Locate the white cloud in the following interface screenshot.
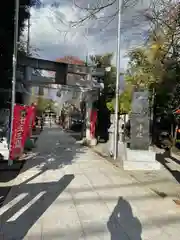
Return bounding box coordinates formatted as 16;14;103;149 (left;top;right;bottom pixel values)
22;0;150;69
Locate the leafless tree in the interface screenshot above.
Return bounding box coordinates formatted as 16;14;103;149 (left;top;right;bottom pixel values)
144;0;180;62
71;0;145;26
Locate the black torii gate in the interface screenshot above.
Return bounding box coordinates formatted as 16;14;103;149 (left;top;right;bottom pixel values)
17;55;104;85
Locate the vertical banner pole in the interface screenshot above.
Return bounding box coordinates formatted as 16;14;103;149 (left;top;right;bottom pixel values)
113;0;122;160
8;0;19;166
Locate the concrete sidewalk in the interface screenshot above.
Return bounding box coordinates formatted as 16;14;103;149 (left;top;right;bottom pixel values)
0;128;180;239
93;142;180;200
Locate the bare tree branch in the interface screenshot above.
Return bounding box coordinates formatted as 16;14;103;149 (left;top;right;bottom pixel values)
70;0;145;27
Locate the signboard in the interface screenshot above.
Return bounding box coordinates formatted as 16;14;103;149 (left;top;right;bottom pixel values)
9;105;34;160
130;91;150;150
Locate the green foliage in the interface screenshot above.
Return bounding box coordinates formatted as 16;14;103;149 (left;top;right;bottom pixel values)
106;101;114;113
125;1;180;118
90;53;116;102
90;52;133;114
107;86;132;114
118;88;132;114
36;98;55;115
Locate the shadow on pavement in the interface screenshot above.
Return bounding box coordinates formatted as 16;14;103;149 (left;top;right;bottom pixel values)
0;160;25;182
168;151;180;166
156;151;180;183
20;128;85;179
0;161;26;208
0;174;74;239
0;127;83;206
107;197;142;240
65;129;82;141
0;127;85;238
0;187;11;208
0;127;41;204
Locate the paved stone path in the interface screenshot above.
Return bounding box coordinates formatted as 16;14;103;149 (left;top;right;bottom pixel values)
0;128;180;239
94;142;180;200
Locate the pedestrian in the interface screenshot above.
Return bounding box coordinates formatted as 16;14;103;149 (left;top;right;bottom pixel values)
61;110;65;129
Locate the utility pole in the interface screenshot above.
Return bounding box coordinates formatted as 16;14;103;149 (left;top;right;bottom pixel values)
27;14;30;55
85;4;90;66
8;0;19;166
113;0;122;160
25;10;31;104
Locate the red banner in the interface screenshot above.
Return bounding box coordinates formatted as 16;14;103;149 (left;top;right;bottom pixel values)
9;104;33;160
90;110;97;138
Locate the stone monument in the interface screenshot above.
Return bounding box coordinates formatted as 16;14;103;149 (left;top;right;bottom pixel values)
123;90;160;170
130;90;150;150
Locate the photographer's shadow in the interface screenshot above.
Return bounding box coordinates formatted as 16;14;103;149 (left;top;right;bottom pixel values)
107;197;142;240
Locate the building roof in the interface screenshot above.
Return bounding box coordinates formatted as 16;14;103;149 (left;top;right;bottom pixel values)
56;56;85;65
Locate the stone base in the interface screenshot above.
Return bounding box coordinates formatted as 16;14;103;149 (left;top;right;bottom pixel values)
123;160;161;170
82;138;97;146
123;148;161;170
90;138;97;146
118;141;126;158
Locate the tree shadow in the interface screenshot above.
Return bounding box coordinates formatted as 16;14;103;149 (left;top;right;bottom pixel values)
0;127;85;207
65;129;82;141
0;127;85;238
168;151;180;166
0;160;25;183
0;161;26;206
0;174;74;239
0;187;10;208
107;197;142;240
20;127;85;175
156;151;180;183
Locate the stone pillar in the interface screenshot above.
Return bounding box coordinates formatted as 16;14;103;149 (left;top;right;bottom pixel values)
108;114;115;156
84;86;98;146
123;90;161;170
85;91;92;142
55;64;68;85
23;66;32;105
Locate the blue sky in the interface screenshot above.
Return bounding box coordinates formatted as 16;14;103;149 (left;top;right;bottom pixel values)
22;0;150;70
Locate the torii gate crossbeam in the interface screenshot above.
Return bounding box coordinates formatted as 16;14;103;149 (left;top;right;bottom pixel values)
18;56;105;85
